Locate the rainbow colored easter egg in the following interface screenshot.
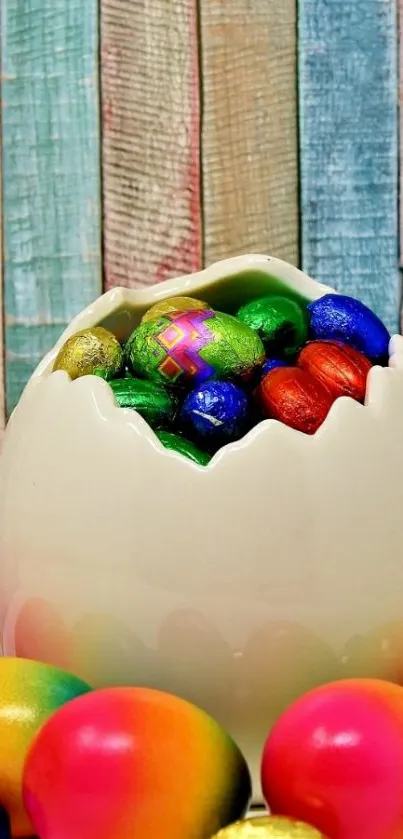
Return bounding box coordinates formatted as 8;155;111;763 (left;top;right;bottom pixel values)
53;327;124;380
23;687;251;839
298;341;372;402
141;296;209;322
0;657;90;837
307;294;391;363
126;309;265;387
257;367;334;434
209;816;329;839
261;679;403;839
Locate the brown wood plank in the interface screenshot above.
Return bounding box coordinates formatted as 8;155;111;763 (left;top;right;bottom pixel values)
101;0;202;289
200;1;299;268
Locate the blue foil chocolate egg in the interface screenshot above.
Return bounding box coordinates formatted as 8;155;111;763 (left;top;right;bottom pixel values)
261;358;288;377
307;294;391;363
179;381;249;452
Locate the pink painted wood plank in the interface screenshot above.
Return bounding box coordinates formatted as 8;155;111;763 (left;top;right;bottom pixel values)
101;0;202;289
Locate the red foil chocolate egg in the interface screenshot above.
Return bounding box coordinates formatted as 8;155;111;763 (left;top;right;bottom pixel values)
257;367;334;434
298;341;372;402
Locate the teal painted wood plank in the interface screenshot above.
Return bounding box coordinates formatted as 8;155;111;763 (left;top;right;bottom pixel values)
1;0;102;413
299;0;400;334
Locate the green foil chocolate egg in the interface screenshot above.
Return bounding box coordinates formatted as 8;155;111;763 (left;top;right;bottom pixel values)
156;431;211;466
109;377;176;428
141;296;208;323
53;327;124;380
126;309;265;388
236;296;308;357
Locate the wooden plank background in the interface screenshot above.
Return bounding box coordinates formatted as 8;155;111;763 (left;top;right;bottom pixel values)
298;0;400;334
101;0;202;289
200;0;299;268
1;0;102;415
0;0;402;410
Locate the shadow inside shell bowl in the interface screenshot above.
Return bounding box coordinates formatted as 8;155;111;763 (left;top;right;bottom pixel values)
1;254;403;802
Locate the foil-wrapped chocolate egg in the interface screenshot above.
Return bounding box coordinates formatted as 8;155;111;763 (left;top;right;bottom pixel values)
126;309;265;387
179;381;249;452
141;296;208;323
109;377;176;428
307;294;391;363
209;817;328;839
53;327;124;381
257;367;334;434
156;430;211;466
236;296;308;356
262;358;288;377
298;341;372;402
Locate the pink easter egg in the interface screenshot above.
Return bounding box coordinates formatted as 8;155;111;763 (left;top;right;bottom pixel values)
261;679;403;839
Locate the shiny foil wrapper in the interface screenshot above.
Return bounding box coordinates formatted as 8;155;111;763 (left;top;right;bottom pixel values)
53;327;124;381
109;377;176;428
141;296;208;323
307;294;390;363
179;381;249;452
156;430;211;466
126;309;264;388
210;817;328;839
298;340;372;402
237;296;308;357
258;367;334;434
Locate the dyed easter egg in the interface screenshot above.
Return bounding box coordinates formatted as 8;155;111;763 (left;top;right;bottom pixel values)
257;367;334;434
298;341;372;402
236;296;308;356
53;327;124;380
142;296;208;322
23;687;251;839
209;816;328;839
109;377;176;427
261;358;288;377
0;657;90;837
180;381;249;451
307;294;391;363
261;679;403;839
156;430;211;466
126;309;265;387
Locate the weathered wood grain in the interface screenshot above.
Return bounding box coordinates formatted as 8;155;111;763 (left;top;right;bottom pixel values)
299;0;400;333
102;0;202;289
1;0;102;413
200;1;299;268
0;121;5;437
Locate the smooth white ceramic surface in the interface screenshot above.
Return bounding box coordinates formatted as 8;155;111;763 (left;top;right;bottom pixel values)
1;254;403;802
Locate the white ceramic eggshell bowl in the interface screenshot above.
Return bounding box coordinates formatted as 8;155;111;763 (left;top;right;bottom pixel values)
1;254;403;802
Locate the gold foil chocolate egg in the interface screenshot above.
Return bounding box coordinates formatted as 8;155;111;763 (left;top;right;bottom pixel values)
209;816;328;839
53;327;124;381
141;296;208;323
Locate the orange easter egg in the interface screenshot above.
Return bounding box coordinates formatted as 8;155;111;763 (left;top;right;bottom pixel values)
23;687;251;839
